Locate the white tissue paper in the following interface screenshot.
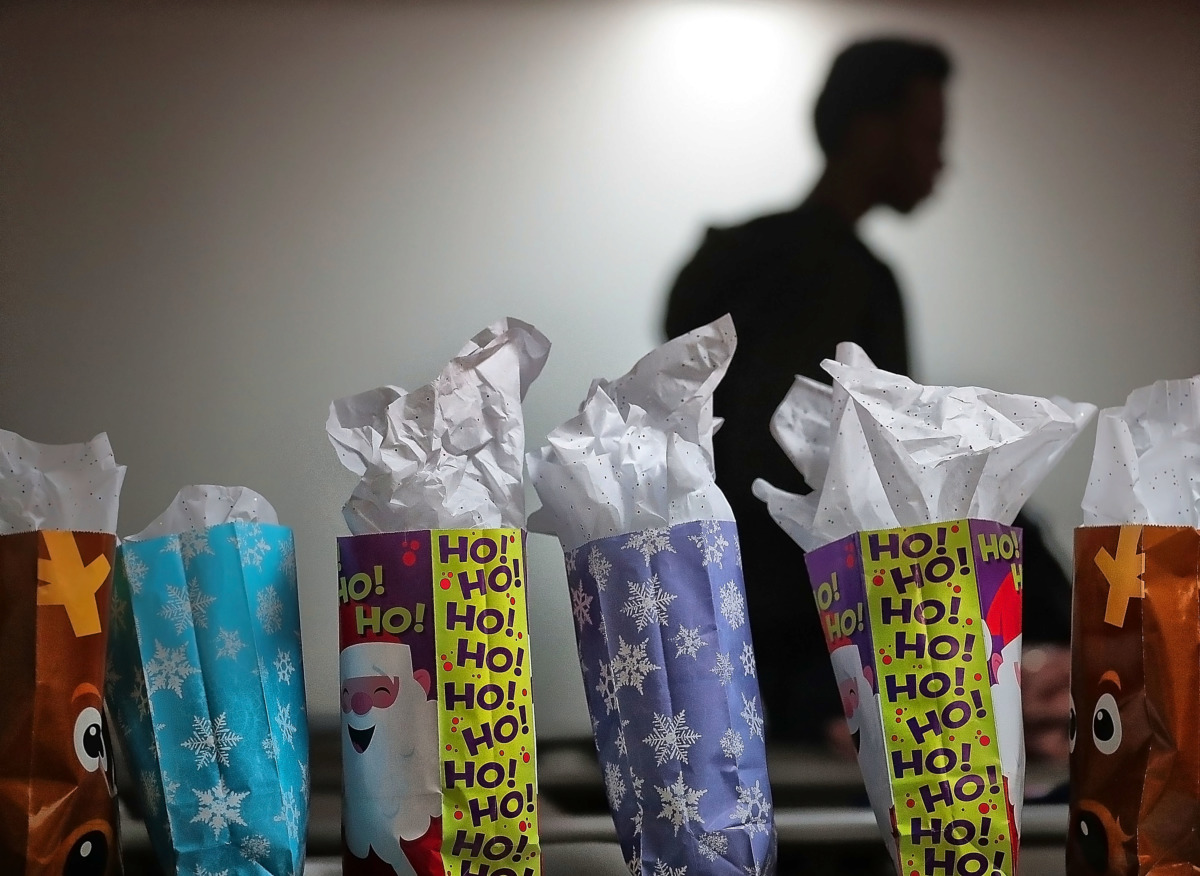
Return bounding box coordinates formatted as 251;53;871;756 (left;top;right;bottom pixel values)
754;343;1096;550
327;318;550;534
125;484;279;541
527;315;735;550
1082;374;1200;526
0;429;126;535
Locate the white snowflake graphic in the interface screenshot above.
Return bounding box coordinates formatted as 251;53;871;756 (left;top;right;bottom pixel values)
160;579;217;634
604;762;627;808
631;774;644;800
216;628;245;661
179;528;214;562
262;734;278;762
653;863;687;876
711;651;734;686
627;852;640;876
732;780;772;836
570;582;593;629
622;575;676;631
595;661;620;714
656;771;706;835
741;693;765;740
181;713;243;768
240;535;272;570
564;548;579;577
275;786;301;842
615;719;631;757
672;624;706;658
719;581;746;630
613;636;661;693
279;542;296;578
588;546;612;591
631;803;643;835
643;710;701;766
743;863;771;876
192;867;229;876
130;667;150;718
160;537;182;559
157;585;193;635
740;642;757;678
698;831;729;862
141;771;161;817
104;666;122;704
276;701;297;747
145;640;198;697
624;528;677;566
123;552;149;595
689;520;730;568
162;774;180;804
256;586;284;634
191;777;249;838
109;591;130;637
239;835;272;863
274;648;296;684
720;728;746;760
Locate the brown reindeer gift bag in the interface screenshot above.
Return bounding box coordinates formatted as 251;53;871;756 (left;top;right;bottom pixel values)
1070;375;1200;875
0;430;126;876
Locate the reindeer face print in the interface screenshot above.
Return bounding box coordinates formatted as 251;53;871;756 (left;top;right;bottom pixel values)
1068;526;1148;876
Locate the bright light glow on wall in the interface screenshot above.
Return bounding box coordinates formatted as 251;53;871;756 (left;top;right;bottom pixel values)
639;2;803;105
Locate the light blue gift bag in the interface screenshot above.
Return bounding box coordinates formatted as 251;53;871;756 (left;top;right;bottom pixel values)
107;488;309;876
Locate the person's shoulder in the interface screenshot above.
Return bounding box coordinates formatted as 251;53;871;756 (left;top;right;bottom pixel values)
705;205;808;246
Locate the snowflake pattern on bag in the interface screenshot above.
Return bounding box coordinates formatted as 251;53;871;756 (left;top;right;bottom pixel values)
107;521;309;876
567;520;776;876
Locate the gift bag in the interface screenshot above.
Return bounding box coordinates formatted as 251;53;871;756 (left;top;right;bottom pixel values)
0;430;126;876
337;529;536;875
529;316;776;876
106;485;309;876
1069;375;1200;874
755;343;1093;875
328;318;549;876
805;519;1025;876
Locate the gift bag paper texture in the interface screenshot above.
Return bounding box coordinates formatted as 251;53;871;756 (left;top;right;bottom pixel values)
338;528;539;876
107;521;309;876
805;519;1023;876
0;530;121;876
565;519;774;876
1069;525;1200;875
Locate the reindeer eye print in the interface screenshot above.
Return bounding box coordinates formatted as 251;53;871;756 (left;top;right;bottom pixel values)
74;706;106;773
1068;695;1077;754
1092;692;1122;755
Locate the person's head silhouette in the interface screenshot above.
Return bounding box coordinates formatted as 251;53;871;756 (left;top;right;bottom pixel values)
811;37;952;220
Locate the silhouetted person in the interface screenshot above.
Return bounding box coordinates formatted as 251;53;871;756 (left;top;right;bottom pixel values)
664;37;1071;755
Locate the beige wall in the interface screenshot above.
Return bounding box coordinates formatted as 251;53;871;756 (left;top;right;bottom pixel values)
2;0;1197;737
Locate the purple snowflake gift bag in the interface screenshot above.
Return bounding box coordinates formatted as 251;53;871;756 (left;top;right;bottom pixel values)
529;316;777;876
107;486;309;876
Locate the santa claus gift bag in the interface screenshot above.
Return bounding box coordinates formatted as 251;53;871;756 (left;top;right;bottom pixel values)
528;317;777;876
1069;375;1200;875
755;344;1093;876
0;430;126;876
327;318;549;876
106;485;309;876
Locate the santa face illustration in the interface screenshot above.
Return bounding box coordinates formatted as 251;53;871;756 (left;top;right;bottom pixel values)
830;643;897;866
983;566;1025;833
341;641;441;875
